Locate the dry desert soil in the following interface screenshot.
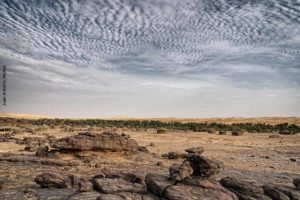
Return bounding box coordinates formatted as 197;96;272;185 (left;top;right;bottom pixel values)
0;127;299;199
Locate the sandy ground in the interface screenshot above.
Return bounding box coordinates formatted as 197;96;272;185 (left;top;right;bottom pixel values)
126;130;300;174
0;128;299;190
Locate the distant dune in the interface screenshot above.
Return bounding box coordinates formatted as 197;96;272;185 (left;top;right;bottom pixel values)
0;113;52;119
0;113;299;125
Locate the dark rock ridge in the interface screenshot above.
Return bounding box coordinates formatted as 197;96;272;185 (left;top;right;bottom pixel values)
51;132;138;152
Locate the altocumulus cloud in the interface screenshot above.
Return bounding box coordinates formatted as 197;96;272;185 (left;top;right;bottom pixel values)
0;0;300;117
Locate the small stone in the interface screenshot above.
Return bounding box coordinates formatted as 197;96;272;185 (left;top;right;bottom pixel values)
290;158;296;162
149;142;155;146
35;146;49;157
78;181;94;192
185;147;204;154
156;161;164;167
138;146;149;153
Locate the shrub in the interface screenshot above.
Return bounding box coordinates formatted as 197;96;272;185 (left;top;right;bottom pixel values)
231;131;243;136
219;130;226;135
208;129;216;134
157;129;167;134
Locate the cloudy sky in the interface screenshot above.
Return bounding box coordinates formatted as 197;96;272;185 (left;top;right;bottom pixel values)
0;0;300;118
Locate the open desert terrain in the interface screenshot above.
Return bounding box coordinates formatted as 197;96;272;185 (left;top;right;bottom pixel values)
0;119;299;199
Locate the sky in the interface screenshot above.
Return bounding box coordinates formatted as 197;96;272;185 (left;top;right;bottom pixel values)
0;0;300;118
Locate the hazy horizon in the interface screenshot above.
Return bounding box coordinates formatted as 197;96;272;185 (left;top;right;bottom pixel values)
1;0;300;117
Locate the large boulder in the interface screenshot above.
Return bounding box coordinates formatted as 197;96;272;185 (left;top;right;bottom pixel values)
186;154;223;177
220;177;271;200
51;132;138;152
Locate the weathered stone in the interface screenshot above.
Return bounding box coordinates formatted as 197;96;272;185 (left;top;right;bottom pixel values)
70;192;100;200
185;147;204;154
263;185;290;200
138;146;149;153
186;154;223;177
145;173;175;197
149;142;155;146
92;178;147;194
97;194;123;200
169;161;193;181
35;146;49;157
34;172;72;188
162;152;188;159
142;193;160;200
118;192;143;200
51;132;138;152
294;178;300;190
220;177;270;200
164;183;238;200
34;188;77;199
272;185;300;200
78;181;94;192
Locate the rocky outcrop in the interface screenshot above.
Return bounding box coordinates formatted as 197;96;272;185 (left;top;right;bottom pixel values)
51;132;138;152
145;147;238;200
186;154;223;177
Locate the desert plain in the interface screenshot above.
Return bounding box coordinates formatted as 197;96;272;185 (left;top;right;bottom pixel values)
0;117;299;199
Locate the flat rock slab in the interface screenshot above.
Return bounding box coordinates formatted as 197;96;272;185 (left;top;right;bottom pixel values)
51;132;138;152
185;147;204;154
93;178;147;194
220;177;271;200
263;185;300;200
164;184;238;200
0;154;80;166
69;192;101;200
0;188;77;200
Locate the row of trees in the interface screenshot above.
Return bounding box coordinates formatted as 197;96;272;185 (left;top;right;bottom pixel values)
1;117;299;134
